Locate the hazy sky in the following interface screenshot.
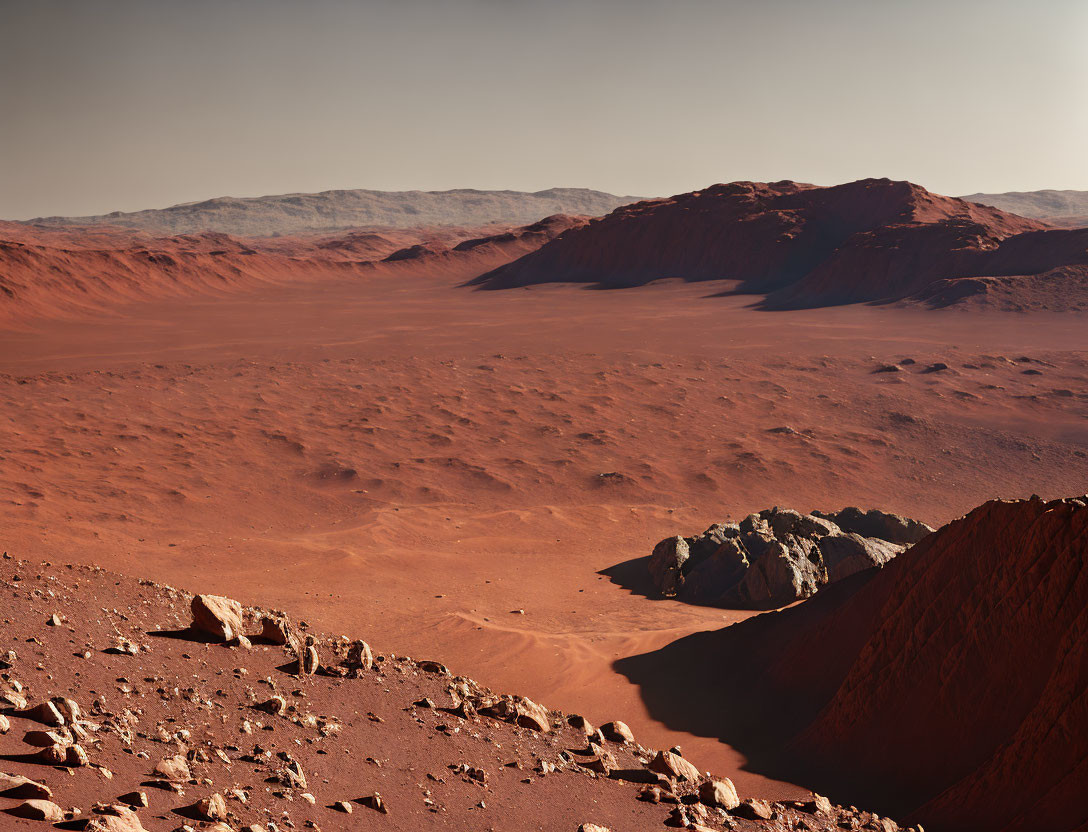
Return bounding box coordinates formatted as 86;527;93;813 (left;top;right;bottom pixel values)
2;0;1087;218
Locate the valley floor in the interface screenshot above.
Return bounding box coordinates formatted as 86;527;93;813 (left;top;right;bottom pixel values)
2;273;1086;801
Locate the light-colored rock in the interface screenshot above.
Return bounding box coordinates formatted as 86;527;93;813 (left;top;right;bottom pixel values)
65;743;90;767
23;729;70;747
0;690;28;709
648;535;689;596
7;799;65;821
347;639;374;671
600;720;635;743
153;754;191;781
579;825;611;832
567;714;595;736
190;594;243;641
18;701;65;726
86;805;149;832
360;792;387;813
514;697;551;732
51;696;81;722
698;777;740;809
299;644;320;675
259;614;294;647
0;772;52;799
734;798;774;820
118;791;149;808
32;744;67;765
0;714;9;734
193;792;227;821
648;749;701;782
801;793;833;815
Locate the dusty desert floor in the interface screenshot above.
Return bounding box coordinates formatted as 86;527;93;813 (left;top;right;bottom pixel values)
2;273;1086;801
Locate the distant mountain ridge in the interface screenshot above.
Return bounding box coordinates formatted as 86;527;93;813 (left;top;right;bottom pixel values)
961;189;1088;228
473;178;1088;310
25;187;642;237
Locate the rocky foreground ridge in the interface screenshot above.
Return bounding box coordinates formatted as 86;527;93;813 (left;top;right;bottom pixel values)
649;507;933;608
0;554;910;831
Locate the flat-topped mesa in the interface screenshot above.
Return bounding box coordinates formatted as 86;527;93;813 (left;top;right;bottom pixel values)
649;506;933;608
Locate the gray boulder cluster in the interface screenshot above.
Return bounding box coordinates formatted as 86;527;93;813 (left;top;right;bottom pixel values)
649;507;933;608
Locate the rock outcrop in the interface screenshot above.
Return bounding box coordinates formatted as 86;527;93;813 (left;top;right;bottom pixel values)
649;506;932;608
190;593;244;641
474;178;1088;310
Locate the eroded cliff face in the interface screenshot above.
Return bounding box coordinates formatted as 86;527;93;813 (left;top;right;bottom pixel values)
792;496;1088;832
619;496;1088;832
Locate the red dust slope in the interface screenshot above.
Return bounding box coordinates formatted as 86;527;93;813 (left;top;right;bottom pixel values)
617;496;1088;832
474;178;1088;310
0;217;579;325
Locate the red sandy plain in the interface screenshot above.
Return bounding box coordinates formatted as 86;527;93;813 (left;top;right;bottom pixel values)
1;201;1087;806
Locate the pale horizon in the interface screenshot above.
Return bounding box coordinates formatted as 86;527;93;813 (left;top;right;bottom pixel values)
3;0;1088;220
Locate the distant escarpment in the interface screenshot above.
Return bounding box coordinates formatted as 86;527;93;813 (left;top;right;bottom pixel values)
649;506;932;608
618;496;1088;832
26;188;640;237
962;188;1088;228
474;178;1088;310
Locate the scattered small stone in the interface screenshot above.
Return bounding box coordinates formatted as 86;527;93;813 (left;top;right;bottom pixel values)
256;696;287;716
567;714;595;736
359;792;387;814
192;792;227;821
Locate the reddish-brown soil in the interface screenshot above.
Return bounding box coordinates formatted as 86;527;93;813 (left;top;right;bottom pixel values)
1;250;1086;816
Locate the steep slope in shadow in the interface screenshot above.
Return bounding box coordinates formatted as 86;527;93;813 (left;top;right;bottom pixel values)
616;496;1088;832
